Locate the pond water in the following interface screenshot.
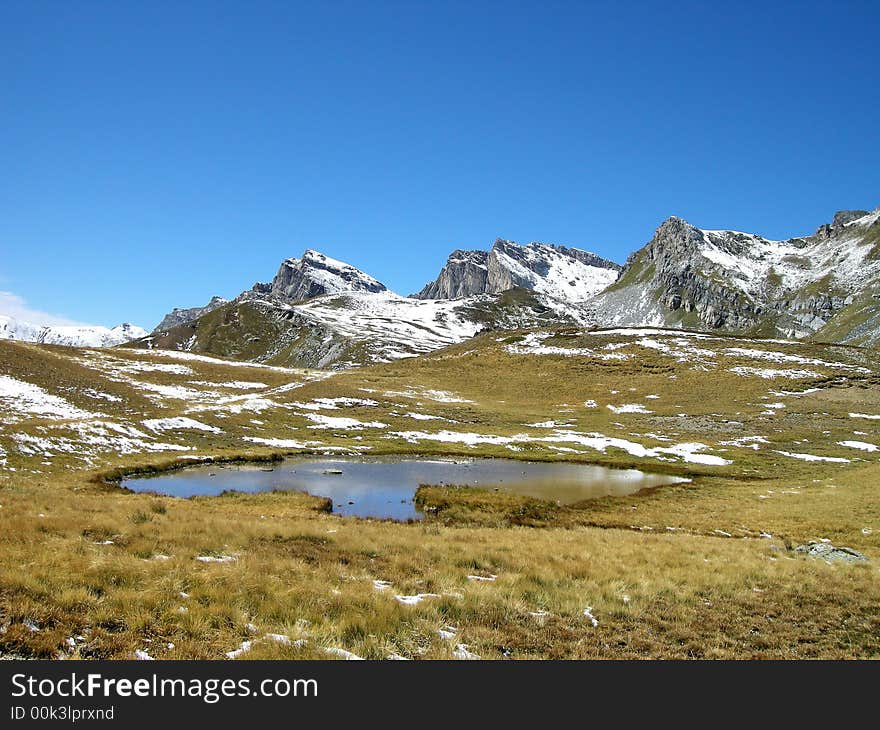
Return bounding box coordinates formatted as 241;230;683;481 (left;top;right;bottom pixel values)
122;457;689;521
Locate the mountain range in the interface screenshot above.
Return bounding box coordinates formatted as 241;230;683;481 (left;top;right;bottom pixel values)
4;205;879;359
0;316;146;348
131;241;618;368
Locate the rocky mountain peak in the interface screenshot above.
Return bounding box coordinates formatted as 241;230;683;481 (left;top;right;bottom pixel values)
448;249;490;265
814;209;875;239
267;250;387;303
416;239;620;301
154;296;228;333
638;216;708;264
654;215;701;239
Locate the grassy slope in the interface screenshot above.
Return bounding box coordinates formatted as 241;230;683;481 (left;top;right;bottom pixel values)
1;330;879;659
129;288;591;370
813;289;880;347
128;300;344;368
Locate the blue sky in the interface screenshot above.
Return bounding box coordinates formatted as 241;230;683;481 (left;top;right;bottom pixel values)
1;0;878;329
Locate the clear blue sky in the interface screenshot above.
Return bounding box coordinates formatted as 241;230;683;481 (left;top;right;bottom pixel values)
1;0;878;329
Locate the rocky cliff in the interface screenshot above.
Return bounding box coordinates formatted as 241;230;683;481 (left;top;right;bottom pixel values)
416;239;620;300
416;250;491;299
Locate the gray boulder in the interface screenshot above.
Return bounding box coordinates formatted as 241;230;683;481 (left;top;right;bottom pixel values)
794;541;868;563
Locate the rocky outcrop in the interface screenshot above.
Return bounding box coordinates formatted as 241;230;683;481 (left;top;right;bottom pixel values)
832;210;870;227
416;250;489;299
258;250;387;303
612;216;763;330
416;239;620;301
153;296;228;332
795;542;868;563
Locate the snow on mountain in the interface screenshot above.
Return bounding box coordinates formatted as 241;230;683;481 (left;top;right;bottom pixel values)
0;315;42;343
416;239;620;300
697;207;880;299
259;249;388;302
131;206;880;369
0;315;147;347
293;291;484;362
136;276;600;369
490;240;621;301
257;287;600;366
138;243;616;367
593;207;880;340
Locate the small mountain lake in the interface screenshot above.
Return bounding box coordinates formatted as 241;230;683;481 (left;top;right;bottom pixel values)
122;457;689;521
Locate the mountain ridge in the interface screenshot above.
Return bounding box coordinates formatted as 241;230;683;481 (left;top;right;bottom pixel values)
134;205;880;368
11;203;869;363
593;206;880;343
0;315;147;348
415;238;621;300
154;296;228;332
138;239;610;368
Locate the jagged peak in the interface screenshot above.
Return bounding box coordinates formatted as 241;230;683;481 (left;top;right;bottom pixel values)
271;249;387;301
644;216;704;253
493;239;622;275
167;295;227;315
300;248;342;264
656;215;697;232
417;236;620;301
284;249;381;277
446;248;489;263
153;295;229;333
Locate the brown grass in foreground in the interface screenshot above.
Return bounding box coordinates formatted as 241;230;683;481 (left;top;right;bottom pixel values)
1;332;879;659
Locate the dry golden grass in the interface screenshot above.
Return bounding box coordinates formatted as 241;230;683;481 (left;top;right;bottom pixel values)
1;330;879;659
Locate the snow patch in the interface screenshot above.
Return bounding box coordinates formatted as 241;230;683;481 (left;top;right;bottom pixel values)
142;417;222;434
838;440;878;452
195;554;237;563
729;366;821;379
300;413;388;430
394;593;440;606
0;375;102;422
607;403;652;414
774;451;850;463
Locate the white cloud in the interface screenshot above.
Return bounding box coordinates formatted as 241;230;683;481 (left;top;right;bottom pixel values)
0;291;88;327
